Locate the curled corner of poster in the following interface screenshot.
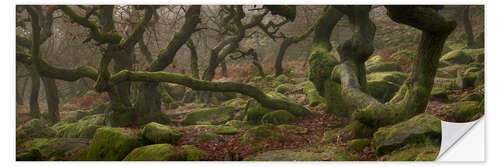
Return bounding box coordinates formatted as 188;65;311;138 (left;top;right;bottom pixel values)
437;117;485;161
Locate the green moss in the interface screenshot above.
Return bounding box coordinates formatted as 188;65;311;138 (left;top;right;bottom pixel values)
321;121;373;143
87;127;144;161
303;81;326;107
16;119;56;145
439;49;474;65
430;88;451;102
366;72;408;85
373;113;441;157
379;144;439;161
214;126;239;135
348;138;371;152
142;122;181;144
366;62;401;73
245;100;273;125
261;110;296;125
165;83;186;100
463;48;484;63
323;80;348;116
196;131;217;142
225;120;252;129
123;144;185;161
244;150;325;161
474;31;484;48
21;138;91;160
182;88;196;103
241;124;285;143
272;74;289;87
463;93;484;102
221;98;247;111
275;84;292;94
367;80;400;103
181;106;236;125
277;124;307;134
16;149;42;161
445;101;482;122
52;114;105;139
182;145;206;161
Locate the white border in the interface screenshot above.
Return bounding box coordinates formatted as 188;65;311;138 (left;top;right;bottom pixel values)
2;0;495;167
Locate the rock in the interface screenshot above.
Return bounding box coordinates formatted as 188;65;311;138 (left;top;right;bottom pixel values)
182;88;196;103
123;144;185;161
52;114;105;139
182;145;206;161
244;150;325;161
87;127;144;160
440;50;474;65
261;110;296;125
366;72;408;85
348;138;371;152
367;80;400;103
373;113;441;156
366;62;401;73
16;149;42;161
444;101;482;122
378;144;440;161
165;83;186;100
430;88;451;102
303;81;326;107
16;119;56;145
196;131;217;142
214;126;239;135
275;84;292;94
142;122;181;144
272;74;290;87
462;93;484;102
181;106;236;125
23;138;90;160
245;100;273;125
241;124;286;143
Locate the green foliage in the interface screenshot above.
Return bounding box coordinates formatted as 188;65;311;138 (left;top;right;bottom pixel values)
87;127;144;161
142;122;181;144
261;110;296;125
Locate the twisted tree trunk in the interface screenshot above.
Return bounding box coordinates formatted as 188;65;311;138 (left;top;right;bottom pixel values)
41;77;60;124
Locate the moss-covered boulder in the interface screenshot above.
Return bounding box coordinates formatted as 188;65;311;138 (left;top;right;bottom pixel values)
241;124;286;143
123;144;205;161
52;114;105;139
366;72;408;85
373;113;441;157
182;88;196;103
245;100;273;125
196;131;217;142
272;74;290;87
21;138;90;160
87;127;144;161
181;106;236;125
367;80;400;103
440;49;474;65
142;122;181;144
123;144;184;161
16;149;42;161
443;101;482;122
261;110;296;125
366;62;401;73
430;88;451;102
378;144;440;161
16;119;56;145
348;138;371;152
275;83;293;94
214;126;239;135
244;150;325;161
457;68;484;89
303;81;326;107
165;83;186;100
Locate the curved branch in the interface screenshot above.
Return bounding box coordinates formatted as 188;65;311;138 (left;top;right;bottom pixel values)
121;6;154;49
110;70;312;116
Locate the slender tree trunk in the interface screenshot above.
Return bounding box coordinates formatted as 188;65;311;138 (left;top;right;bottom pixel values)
221;60;228;77
41;77;59;124
462;6;475;48
29;66;41;119
186;40;199;79
275;39;293;76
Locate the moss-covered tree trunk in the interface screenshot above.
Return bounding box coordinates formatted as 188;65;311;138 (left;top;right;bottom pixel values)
41;77;60;124
462;6;475;48
133;6;200;126
29;66;41;119
186;39;199;79
307;6;346;116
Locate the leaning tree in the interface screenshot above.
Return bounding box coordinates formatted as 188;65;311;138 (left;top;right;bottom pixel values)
308;5;456;139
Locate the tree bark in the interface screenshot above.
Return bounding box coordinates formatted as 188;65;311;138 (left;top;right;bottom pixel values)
275;23;315;76
186;39;199;79
29;66;41;119
462;6;475;48
41;77;60;124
